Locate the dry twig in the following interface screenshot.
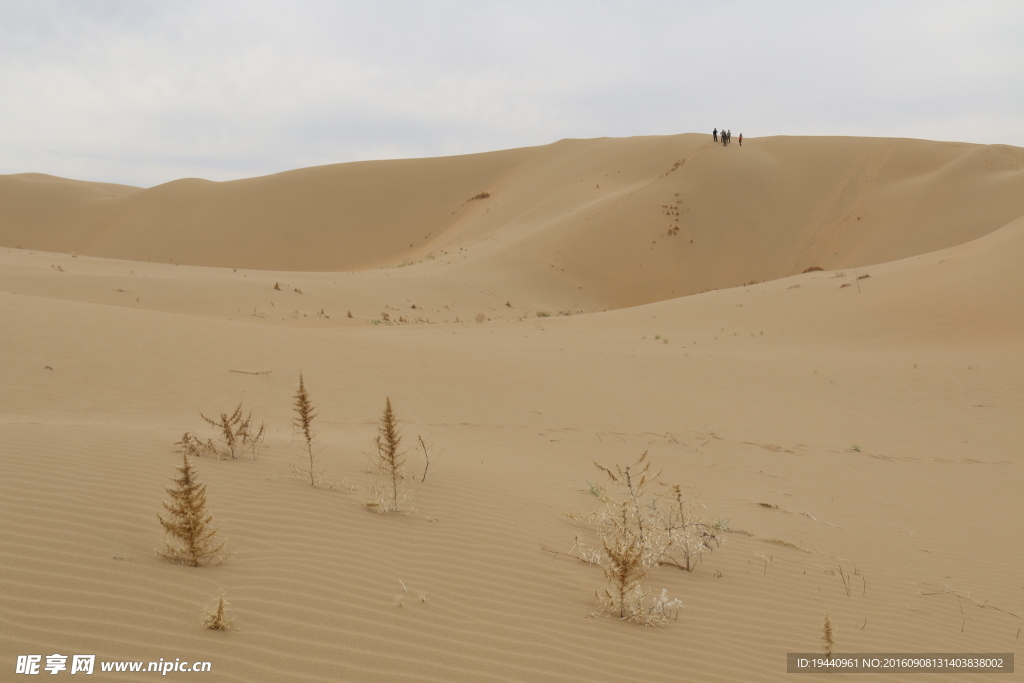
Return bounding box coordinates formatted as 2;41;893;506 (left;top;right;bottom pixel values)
417;434;432;483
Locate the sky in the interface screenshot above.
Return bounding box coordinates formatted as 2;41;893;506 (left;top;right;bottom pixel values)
2;0;1022;187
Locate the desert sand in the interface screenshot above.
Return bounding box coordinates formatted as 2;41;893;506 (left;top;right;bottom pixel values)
1;134;1022;681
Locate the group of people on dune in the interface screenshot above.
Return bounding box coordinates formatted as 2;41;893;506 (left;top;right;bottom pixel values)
713;128;741;146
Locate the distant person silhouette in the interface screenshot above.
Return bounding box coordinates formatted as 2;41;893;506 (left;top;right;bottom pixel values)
738;133;743;146
713;128;718;142
727;130;731;144
722;129;727;146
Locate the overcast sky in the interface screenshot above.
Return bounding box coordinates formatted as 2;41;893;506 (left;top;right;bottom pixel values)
2;1;1022;187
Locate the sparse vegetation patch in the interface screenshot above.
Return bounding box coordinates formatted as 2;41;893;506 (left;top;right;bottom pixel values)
175;431;216;458
565;452;722;626
199;403;265;460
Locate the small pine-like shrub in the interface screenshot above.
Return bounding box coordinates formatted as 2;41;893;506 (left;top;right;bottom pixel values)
822;611;837;658
157;453;225;567
203;592;231;630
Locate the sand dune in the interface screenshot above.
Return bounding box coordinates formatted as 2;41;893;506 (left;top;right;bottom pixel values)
1;135;1021;681
4;135;1024;307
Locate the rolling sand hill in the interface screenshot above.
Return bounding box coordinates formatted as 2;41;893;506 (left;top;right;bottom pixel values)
1;135;1022;682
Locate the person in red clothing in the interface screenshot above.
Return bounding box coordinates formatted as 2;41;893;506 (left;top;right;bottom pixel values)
739;133;743;146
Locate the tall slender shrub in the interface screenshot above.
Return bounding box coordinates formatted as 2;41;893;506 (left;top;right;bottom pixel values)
291;373;323;485
369;397;409;512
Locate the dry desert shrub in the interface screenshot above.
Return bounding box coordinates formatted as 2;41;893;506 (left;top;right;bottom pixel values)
175;431;216;458
367;397;411;513
822;610;837;658
203;592;232;630
199;403;265;459
291;373;325;486
568;452;722;626
157;452;225;567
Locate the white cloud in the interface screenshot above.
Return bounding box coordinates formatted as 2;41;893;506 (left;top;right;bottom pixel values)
2;0;1022;186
